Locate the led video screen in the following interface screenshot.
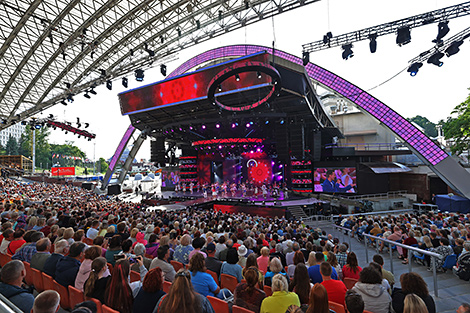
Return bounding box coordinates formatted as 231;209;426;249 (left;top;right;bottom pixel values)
314;167;356;193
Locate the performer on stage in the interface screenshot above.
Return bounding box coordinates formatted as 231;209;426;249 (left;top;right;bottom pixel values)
212;184;218;199
241;183;247;197
261;184;268;199
254;185;258;198
230;183;237;197
189;182;194;194
182;182;186;193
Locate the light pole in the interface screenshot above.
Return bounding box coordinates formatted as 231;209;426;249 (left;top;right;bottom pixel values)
32;129;36;174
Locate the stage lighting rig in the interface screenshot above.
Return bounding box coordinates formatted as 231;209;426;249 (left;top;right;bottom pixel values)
427;51;444;67
89;88;97;95
160;64;167;76
122;77;128;88
445;40;463;57
369;34;377;53
135;69;145;81
396;26;411;46
106;80;112;90
302;51;309;66
341;44;354;60
407;62;423;76
434;21;450;44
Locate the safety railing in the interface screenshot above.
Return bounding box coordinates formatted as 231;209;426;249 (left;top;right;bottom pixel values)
333;225;443;297
331;208;414;219
0;293;23;313
342;190;408;200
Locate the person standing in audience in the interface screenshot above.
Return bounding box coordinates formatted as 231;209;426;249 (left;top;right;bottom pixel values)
155;269;215;313
288;263;311;305
55;242;86;287
235;266;266;313
352;266;391;313
345;290;364;313
133;267;166;313
221;248;243;282
403;293;429;313
32;290;60;313
30;238;51;271
150;246;176;282
260;274;300;313
392;272;436;313
0;260;35;313
75;245;109;292
305;283;332;313
43;239;69;278
320;262;347;307
205;243;222;279
342;252;362;280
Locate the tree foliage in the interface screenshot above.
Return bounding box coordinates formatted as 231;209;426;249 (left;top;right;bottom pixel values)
18;125;51;169
99;157;108;173
408;115;438;138
5;136;18;155
442;92;470;156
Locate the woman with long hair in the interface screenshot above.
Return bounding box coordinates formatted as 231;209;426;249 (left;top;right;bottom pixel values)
243;253;264;288
392;272;435;313
327;251;342;280
234;266;266;313
403;294;429;313
155;269;215;313
133;267;166;313
83;257;110;303
75;245;110;291
104;258;134;313
342;252;362;280
287;251;305;279
288;263;311;305
305;283;330;313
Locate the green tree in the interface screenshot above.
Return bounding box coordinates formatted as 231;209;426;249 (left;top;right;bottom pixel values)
99;157;108;173
442;92;470;156
19;125;51;169
5;136;18;155
0;143;6;156
408;115;438;138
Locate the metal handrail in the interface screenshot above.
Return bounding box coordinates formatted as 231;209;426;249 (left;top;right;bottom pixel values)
333;224;442;297
331;208;414;219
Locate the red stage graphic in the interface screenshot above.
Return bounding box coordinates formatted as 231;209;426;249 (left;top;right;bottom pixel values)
214;204;285;218
119;53;271;115
51;167;75;176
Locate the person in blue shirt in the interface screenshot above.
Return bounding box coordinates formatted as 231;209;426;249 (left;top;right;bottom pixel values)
308;252;337;284
189;253;231;299
321;169;355;193
220;248;243;283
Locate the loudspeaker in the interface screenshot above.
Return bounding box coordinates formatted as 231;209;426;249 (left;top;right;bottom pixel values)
181;146;197;157
151;137;165;165
290;124;303;158
82;182;93;190
108;184;121;195
275;124;289;162
313;131;321;162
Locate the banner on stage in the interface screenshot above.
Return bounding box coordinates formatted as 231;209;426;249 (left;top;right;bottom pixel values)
51;167;75;176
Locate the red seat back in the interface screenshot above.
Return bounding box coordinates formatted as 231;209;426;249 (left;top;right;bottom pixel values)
130;270;140;283
31;268;44;292
343;277;358;290
163;281;172;293
170;260;184;272
220;273;238;293
42;272;54;291
0;254;9;267
53;280;71;310
232;305;256;313
68;285;85;309
263;285;272;297
102;304;120;313
107;263;113;273
207;296;230;313
85;298;103;313
23;262;34;286
83;238;94;245
206;270;219;286
328;301;346;313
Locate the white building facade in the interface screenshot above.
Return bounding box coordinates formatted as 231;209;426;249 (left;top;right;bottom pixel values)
0;123;26;147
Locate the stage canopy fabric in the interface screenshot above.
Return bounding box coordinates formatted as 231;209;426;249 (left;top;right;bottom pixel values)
435;195;470;213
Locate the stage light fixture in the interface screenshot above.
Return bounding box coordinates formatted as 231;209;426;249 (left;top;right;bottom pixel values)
34;124;41;129
21;121;27;125
89;88;97;95
216;123;220;128
396;26;411;46
84;123;89;128
202;125;206;129
280;119;285;124
445;40;463;57
130;48;134;56
235;74;240;81
265;120;269;124
434;21;449;44
160;35;164;44
341;44;354;60
65;82;71;89
84;93;90;99
369;34;377;53
302;51;310;66
106;80;112;90
160;64;167;76
427;51;444;67
322;32;333;44
196;20;201;29
257;71;262;79
246;123;251;128
407;62;423;76
61;99;67;106
135;69;145;81
177;28;181;36
122;77;128;88
231;123;236;128
77;123;81;128
67;94;74;102
99;69;106;77
218;85;222;92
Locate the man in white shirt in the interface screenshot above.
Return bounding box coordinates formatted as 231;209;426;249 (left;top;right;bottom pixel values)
86;220;100;240
0;229;13;255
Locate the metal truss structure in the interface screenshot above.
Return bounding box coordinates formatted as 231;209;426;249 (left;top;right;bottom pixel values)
0;0;320;130
302;1;470;53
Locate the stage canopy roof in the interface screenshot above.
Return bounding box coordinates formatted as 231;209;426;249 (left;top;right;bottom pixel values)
0;0;320;128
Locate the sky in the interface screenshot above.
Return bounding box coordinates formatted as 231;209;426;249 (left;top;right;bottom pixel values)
40;0;470;163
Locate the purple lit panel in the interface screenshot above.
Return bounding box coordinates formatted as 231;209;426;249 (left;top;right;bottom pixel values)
109;125;135;171
167;45;448;166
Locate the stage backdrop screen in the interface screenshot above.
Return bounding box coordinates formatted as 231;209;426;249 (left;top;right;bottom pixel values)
314;167;356;193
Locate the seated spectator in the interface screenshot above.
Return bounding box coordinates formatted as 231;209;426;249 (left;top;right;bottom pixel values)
392;272;436;313
189;237;207;260
308;252;337;284
373;254;395;287
243;254;264;288
189;253;231;299
43;239;69;278
150;246;176;282
84;257;109;303
270;243;287;267
174;234;194;265
286;242;301;266
403;293;428;313
119;239;134;258
47;225;59;246
368;262;391;294
0;229;14;254
221;248;243;283
145;233;159;258
133;267;166;313
0;260;34;313
12;231;44;262
260;274;300;313
132;243;152;272
105;235;122;265
155;269;215;313
287;251;305;279
235;266;266;313
352;266;391;313
345;290;365;313
288;263;311;305
428;238;454;272
305;283;333;313
326;252;342;280
7;229;26;255
132;232;148;249
115;222;130;241
237;245;248;267
63;227;75;245
342;252;362;280
215;235;227;259
205;243;222;279
30;238;51;271
320;262;347;307
454;242;470;280
257;247;270;274
219;239;233;262
32;290;60;313
86;220;100;240
75;245;109;292
264;257;288;287
74;229;86;243
55;242;86;287
104;258;134;313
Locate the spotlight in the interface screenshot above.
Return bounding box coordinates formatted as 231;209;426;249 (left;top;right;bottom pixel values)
21;121;27;125
322;32;333;45
122;77;128;88
369;34;377;53
396;26;411;46
257;71;262;79
434;21;449;44
341;44;354;60
84;123;89;128
231;123;236;128
135;69;144;81
160;64;167;76
106;80;112;90
196;20;201;29
65;82;71;89
99;69;106;77
246;123;250;128
445;40;463;57
89;88;97;95
265;120;269;124
280;119;285;125
77;123;81;128
84;93;90;99
160;35;164;44
34;124;41;129
202;125;206;129
216;124;220;128
61;99;67;106
235;74;240;81
407;62;423;76
302;51;310;66
67;94;74;102
177;28;181;36
427;51;444;67
218;85;222;92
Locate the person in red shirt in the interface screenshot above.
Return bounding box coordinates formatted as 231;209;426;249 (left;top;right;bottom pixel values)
342;252;362;280
7;229;26;255
320;262;347;307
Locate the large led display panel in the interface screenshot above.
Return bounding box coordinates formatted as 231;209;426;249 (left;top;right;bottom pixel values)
314;167;356;193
